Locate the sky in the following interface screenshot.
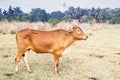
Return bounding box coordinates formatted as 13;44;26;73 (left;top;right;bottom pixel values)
0;0;120;13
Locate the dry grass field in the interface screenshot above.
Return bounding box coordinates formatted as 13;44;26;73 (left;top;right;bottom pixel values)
0;22;120;80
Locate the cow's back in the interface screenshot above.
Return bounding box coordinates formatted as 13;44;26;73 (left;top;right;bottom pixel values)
16;28;31;40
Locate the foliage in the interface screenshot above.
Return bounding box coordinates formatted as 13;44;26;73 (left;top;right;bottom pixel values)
50;11;64;20
48;18;60;26
30;8;48;22
65;7;87;22
83;16;94;23
0;6;120;24
109;9;120;24
19;13;30;21
10;30;16;34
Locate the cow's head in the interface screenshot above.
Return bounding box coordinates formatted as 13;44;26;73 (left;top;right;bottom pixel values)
68;26;88;40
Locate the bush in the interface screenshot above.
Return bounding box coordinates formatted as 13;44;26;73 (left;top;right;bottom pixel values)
88;33;93;36
10;30;16;34
2;32;6;35
48;18;60;26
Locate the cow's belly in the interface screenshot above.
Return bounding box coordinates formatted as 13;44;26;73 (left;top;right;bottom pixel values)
29;43;53;53
32;46;53;53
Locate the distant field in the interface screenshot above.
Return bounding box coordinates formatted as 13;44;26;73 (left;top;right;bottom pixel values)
0;22;120;80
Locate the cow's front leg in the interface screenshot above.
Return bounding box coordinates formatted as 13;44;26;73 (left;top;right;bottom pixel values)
53;54;59;74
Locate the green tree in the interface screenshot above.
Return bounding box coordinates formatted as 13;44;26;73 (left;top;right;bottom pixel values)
30;8;48;22
0;8;3;21
50;11;65;20
109;8;120;24
13;7;23;21
90;8;101;23
19;13;30;21
8;6;14;16
8;5;14;21
65;6;87;22
3;10;8;20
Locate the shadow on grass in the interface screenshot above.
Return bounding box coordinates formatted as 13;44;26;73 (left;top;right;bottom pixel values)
114;53;120;55
3;73;14;77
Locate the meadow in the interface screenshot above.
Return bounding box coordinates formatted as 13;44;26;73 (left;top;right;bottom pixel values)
0;22;120;80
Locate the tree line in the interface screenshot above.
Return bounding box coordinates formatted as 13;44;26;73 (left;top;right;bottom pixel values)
0;6;120;24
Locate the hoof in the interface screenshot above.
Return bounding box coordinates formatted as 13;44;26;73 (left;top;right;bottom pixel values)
16;71;19;74
28;70;32;73
55;71;59;74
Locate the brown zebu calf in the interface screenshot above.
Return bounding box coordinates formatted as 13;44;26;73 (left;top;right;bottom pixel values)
15;26;88;74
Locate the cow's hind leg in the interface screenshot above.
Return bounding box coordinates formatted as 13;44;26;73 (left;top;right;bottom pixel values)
15;45;28;73
23;50;32;73
15;50;23;73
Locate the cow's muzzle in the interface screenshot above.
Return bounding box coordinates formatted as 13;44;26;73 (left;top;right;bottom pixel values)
83;35;88;40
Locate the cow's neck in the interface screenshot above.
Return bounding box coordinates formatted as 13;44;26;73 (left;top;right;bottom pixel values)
64;34;75;48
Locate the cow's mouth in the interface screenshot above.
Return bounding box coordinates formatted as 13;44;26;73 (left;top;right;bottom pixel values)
81;36;88;40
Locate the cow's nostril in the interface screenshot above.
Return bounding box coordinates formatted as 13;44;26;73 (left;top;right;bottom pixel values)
86;36;88;39
83;36;88;40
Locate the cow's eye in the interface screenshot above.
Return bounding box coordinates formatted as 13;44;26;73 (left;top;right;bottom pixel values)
77;29;80;33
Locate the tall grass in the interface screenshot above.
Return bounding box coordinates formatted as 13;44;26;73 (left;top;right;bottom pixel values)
0;21;120;34
0;21;51;34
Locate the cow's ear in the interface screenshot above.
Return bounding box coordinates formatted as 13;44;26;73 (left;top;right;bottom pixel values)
68;31;73;34
73;25;77;29
73;26;76;29
67;29;73;35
